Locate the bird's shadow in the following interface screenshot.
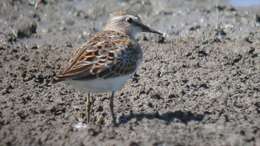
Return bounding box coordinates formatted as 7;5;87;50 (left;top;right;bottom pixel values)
118;110;207;125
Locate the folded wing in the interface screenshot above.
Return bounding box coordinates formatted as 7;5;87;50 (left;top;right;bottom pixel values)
54;31;142;82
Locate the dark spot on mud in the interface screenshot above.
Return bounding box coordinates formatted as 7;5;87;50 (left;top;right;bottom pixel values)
256;14;260;23
129;141;140;146
151;93;162;100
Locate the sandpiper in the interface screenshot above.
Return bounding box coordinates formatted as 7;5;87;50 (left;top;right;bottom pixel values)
54;11;163;125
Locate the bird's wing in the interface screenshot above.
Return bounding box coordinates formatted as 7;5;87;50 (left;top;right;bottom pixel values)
55;31;142;82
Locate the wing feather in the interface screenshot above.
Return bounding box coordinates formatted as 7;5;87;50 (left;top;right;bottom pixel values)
55;31;142;82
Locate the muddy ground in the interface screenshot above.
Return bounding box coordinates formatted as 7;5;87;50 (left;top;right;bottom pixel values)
0;0;260;146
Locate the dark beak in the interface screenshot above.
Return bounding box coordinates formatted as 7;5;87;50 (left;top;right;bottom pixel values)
133;21;163;35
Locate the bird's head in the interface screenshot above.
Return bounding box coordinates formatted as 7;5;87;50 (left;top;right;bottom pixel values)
104;11;162;38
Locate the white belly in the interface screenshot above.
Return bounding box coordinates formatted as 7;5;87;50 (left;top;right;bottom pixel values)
64;75;132;93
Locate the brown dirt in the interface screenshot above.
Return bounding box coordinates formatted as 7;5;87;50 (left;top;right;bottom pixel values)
0;0;259;146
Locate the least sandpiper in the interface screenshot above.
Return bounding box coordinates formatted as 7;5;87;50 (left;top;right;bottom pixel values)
54;11;163;125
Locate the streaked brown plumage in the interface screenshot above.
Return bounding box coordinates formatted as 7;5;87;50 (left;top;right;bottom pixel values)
55;31;142;82
54;11;163;126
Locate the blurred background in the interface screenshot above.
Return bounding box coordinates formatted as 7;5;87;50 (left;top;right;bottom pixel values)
0;0;259;46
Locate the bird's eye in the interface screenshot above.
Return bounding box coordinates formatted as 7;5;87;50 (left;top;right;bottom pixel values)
126;17;133;23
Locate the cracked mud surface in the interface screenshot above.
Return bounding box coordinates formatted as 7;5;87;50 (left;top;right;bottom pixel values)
0;0;259;146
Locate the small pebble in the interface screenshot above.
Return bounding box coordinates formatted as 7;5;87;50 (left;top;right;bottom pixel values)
72;122;87;129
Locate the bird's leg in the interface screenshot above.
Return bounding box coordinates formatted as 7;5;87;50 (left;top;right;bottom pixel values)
85;93;92;123
109;91;117;126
